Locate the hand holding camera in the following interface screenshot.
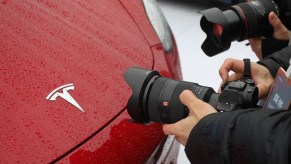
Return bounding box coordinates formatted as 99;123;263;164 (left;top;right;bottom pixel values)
123;0;291;163
162;90;217;146
249;11;291;59
219;58;274;98
123;66;258;124
200;0;291;56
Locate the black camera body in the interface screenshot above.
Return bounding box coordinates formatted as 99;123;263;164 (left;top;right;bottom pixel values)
218;79;258;111
200;0;291;56
124;67;258;124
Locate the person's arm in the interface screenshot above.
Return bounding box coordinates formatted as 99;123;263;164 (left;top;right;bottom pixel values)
163;90;291;164
185;109;291;164
249;12;291;60
257;46;291;78
261;37;289;58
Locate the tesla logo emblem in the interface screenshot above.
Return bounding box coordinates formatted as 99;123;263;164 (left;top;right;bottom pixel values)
46;83;85;112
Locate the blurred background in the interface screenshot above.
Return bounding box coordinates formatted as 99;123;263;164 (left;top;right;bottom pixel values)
157;0;258;163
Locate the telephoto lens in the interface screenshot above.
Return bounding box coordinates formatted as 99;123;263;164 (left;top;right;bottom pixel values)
123;67;218;124
123;67;258;124
200;0;281;56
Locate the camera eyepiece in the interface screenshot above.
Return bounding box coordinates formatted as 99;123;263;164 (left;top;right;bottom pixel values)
200;0;280;56
124;67;258;124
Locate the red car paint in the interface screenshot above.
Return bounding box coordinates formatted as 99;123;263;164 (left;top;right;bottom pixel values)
0;0;181;163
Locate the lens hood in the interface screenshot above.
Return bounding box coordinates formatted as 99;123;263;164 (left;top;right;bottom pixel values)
123;67;160;124
200;7;232;56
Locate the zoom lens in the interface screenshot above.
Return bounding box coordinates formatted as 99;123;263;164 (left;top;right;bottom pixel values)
123;67;218;124
200;0;280;56
148;77;218;123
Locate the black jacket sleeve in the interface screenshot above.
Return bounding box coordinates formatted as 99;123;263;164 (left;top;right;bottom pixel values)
185;109;291;164
258;46;291;78
261;38;289;58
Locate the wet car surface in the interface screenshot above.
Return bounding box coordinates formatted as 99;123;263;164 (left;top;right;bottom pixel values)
0;0;182;163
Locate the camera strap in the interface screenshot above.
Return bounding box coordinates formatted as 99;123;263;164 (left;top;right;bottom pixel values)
243;58;251;80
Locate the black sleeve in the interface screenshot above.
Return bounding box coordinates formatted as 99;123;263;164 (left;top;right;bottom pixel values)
185;109;291;164
261;37;289;58
257;46;291;78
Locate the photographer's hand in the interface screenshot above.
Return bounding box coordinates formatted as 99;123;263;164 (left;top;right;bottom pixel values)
162;90;216;146
270;11;291;41
249;11;291;60
219;58;274;98
248;36;263;60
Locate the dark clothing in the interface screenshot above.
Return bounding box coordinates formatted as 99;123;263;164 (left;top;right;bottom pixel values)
261;37;289;58
185;109;291;164
258;46;291;77
185;47;291;163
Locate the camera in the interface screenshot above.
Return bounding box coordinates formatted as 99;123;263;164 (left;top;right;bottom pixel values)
123;67;258;124
200;0;291;56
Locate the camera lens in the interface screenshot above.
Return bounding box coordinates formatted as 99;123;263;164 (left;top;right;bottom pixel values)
124;67;258;124
123;67;218;124
200;0;279;56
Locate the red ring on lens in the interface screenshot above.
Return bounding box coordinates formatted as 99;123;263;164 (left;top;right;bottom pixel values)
232;5;249;37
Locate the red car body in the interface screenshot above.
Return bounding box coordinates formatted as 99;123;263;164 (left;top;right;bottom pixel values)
0;0;182;163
